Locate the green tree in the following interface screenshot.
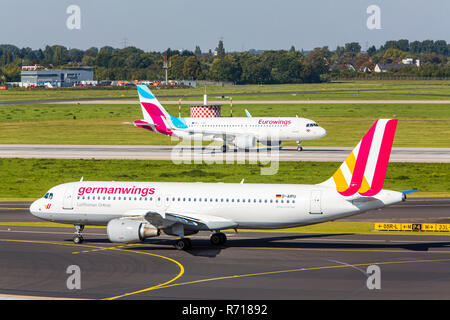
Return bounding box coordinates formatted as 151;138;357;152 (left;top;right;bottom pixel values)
209;54;240;82
168;54;186;79
217;40;225;58
344;42;361;55
183;56;201;79
382;48;407;63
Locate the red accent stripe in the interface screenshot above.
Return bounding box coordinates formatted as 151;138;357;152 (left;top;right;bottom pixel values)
360;119;398;196
339;120;378;196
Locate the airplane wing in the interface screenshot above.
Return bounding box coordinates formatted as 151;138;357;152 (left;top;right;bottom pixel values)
121;208;237;230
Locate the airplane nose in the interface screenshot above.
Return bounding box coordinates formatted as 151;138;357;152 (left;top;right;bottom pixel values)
29;199;41;218
318;127;327;138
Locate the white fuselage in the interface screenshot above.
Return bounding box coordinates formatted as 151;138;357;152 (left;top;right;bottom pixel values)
173;117;326;143
30;181;403;229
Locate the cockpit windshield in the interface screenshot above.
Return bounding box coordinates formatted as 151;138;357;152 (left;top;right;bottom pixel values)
43;193;53;199
306;123;319;128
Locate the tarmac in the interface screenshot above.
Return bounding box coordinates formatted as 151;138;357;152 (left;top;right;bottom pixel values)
0;198;449;300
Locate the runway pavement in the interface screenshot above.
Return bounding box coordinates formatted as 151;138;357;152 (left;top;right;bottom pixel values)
1;144;449;163
47;99;450;105
0;199;449;299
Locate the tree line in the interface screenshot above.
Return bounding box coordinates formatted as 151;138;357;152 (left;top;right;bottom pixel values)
0;39;449;83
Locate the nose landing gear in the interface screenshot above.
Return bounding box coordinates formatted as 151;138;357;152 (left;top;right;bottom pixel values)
73;224;85;244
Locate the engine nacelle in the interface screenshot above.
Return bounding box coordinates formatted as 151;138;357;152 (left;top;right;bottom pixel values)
234;135;256;149
107;218;160;243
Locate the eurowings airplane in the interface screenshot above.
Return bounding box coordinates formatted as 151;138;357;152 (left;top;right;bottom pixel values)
30;119;415;250
132;85;326;151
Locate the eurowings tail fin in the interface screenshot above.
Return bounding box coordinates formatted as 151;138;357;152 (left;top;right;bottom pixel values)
136;85;180;135
320;119;398;197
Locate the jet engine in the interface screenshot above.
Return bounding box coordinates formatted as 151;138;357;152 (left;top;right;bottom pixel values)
107;218;160;243
234;135;256;149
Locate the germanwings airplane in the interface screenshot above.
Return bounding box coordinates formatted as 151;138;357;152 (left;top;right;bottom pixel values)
132;85;326;151
30;119;415;250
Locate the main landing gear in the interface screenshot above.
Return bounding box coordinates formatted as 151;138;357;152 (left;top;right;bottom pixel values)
174;238;192;250
210;232;227;246
73;224;85;244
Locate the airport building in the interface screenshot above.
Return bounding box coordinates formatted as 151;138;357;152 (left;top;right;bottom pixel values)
20;66;94;87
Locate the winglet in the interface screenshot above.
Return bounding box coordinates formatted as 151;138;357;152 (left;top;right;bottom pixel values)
400;190;419;195
245;109;252;118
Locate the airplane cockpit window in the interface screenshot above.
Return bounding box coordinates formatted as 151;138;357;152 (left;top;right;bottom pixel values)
43;193;54;199
307;123;319;128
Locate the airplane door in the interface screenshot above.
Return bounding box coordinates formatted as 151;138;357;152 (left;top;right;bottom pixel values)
63;185;75;210
309;190;322;214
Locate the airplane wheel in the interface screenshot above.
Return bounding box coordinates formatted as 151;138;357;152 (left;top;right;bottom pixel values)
175;238;191;250
73;235;84;244
210;232;226;246
297;146;303;151
219;233;227;245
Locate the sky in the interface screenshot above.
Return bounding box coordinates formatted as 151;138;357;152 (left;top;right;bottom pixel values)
1;0;449;52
